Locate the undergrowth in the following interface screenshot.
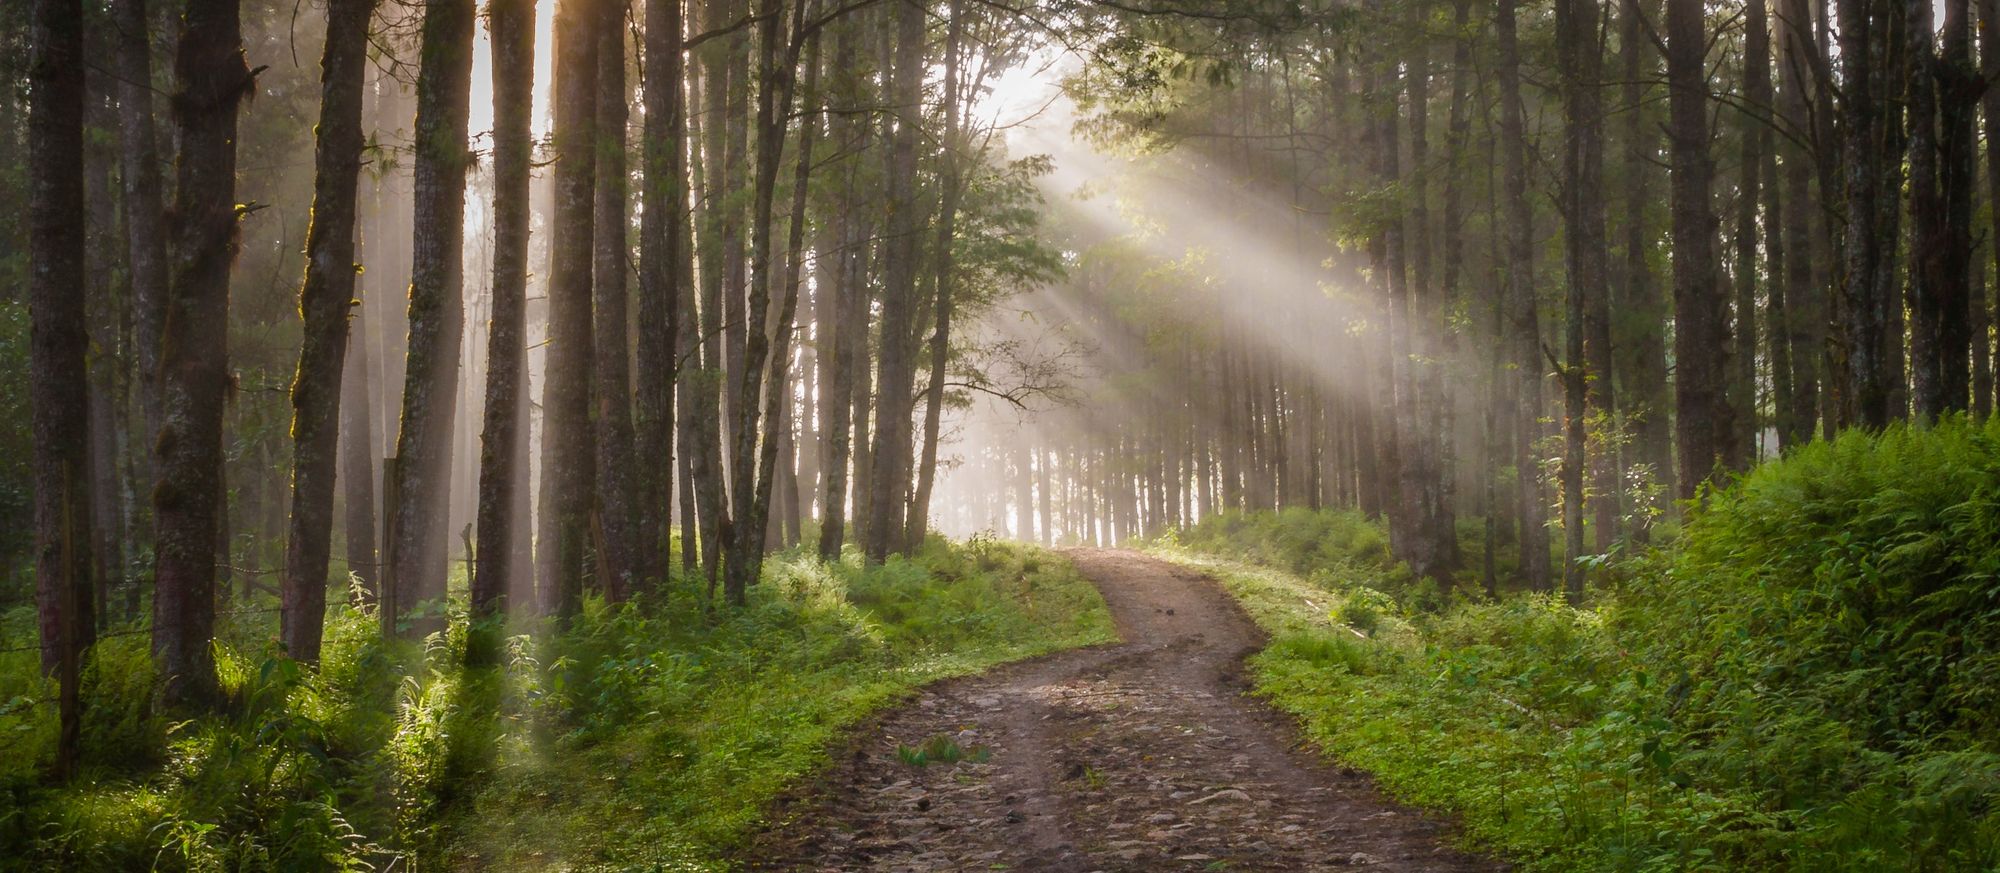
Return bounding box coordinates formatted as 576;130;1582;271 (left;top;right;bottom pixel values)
1159;415;2000;871
0;536;1112;871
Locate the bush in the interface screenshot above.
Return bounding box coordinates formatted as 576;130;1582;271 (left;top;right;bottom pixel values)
0;540;1114;871
1609;415;2000;868
1179;507;1397;582
1165;419;2000;870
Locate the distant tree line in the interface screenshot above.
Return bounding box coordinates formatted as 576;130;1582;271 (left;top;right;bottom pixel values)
935;0;2000;605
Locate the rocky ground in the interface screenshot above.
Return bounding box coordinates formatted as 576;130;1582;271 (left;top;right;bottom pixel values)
742;549;1504;872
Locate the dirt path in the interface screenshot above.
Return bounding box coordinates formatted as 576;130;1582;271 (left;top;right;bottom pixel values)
743;549;1503;872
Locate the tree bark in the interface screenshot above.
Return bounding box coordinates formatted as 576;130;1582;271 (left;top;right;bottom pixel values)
1619;0;1673;531
747;19;824;587
470;0;536;659
1909;0;1950;421
1401;27;1460;587
908;0;965;548
721;0;790;603
1666;0;1731;496
388;0;476;626
1496;0;1552;589
30;0;95;776
1556;0;1611;595
82;69;122;636
339;303;377;598
637;0;687;590
153;0;249;709
1839;0;1892;427
1778;0;1824;443
1936;0;1981;416
543;0;600;619
862;0;929;562
817;16;870;561
1731;0;1770;462
111;0;170;454
1980;0;2000;418
772;31;822;557
593;9;638;601
279;0;378;663
684;0;734;591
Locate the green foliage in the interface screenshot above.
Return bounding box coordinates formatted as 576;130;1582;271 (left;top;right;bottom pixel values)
896;734;991;767
1177;507;1398;583
1164;422;2000;871
460;538;1112;870
0;540;1112;871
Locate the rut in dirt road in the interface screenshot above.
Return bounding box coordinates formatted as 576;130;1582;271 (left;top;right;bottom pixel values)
744;550;1504;872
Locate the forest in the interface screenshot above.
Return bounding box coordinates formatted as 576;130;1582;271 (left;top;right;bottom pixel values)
5;0;2000;868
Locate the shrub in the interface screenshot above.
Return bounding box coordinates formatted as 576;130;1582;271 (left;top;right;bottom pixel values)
1167;418;2000;869
1179;507;1397;584
0;540;1113;872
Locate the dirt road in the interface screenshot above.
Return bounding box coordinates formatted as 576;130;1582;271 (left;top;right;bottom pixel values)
743;549;1503;872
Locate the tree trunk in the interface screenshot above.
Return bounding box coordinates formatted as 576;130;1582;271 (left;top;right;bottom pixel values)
1401;29;1460;587
470;0;536;660
1909;0;1950;421
744;19;823;590
1839;0;1892;427
279;0;378;663
1936;0;1981;416
771;30;822;556
817;17;869;561
722;0;788;603
1367;59;1409;564
339;304;377;598
593;10;637;601
1778;0;1823;443
862;0;929;562
388;0;476;625
1879;17;1910;423
82;74;122;635
1618;0;1673;531
1980;0;2000;418
1667;0;1731;496
30;0;95;776
543;0;600;619
637;0;686;590
1442;0;1476;560
908;0;965;548
1732;0;1770;463
1496;0;1552;589
153;0;249;709
719;0;752;474
1556;0;1611;596
112;0;170;455
684;0;734;591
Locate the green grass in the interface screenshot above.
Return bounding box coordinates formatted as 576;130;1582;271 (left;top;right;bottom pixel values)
0;535;1113;871
1157;417;2000;871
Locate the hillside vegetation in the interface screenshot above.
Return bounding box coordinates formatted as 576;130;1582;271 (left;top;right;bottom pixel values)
0;538;1112;871
1161;416;2000;871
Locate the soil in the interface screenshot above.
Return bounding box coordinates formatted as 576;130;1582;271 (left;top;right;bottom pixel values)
741;549;1505;872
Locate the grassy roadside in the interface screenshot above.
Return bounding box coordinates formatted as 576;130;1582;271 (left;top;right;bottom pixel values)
1154;417;2000;873
0;536;1113;872
1150;547;1667;871
456;537;1115;870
